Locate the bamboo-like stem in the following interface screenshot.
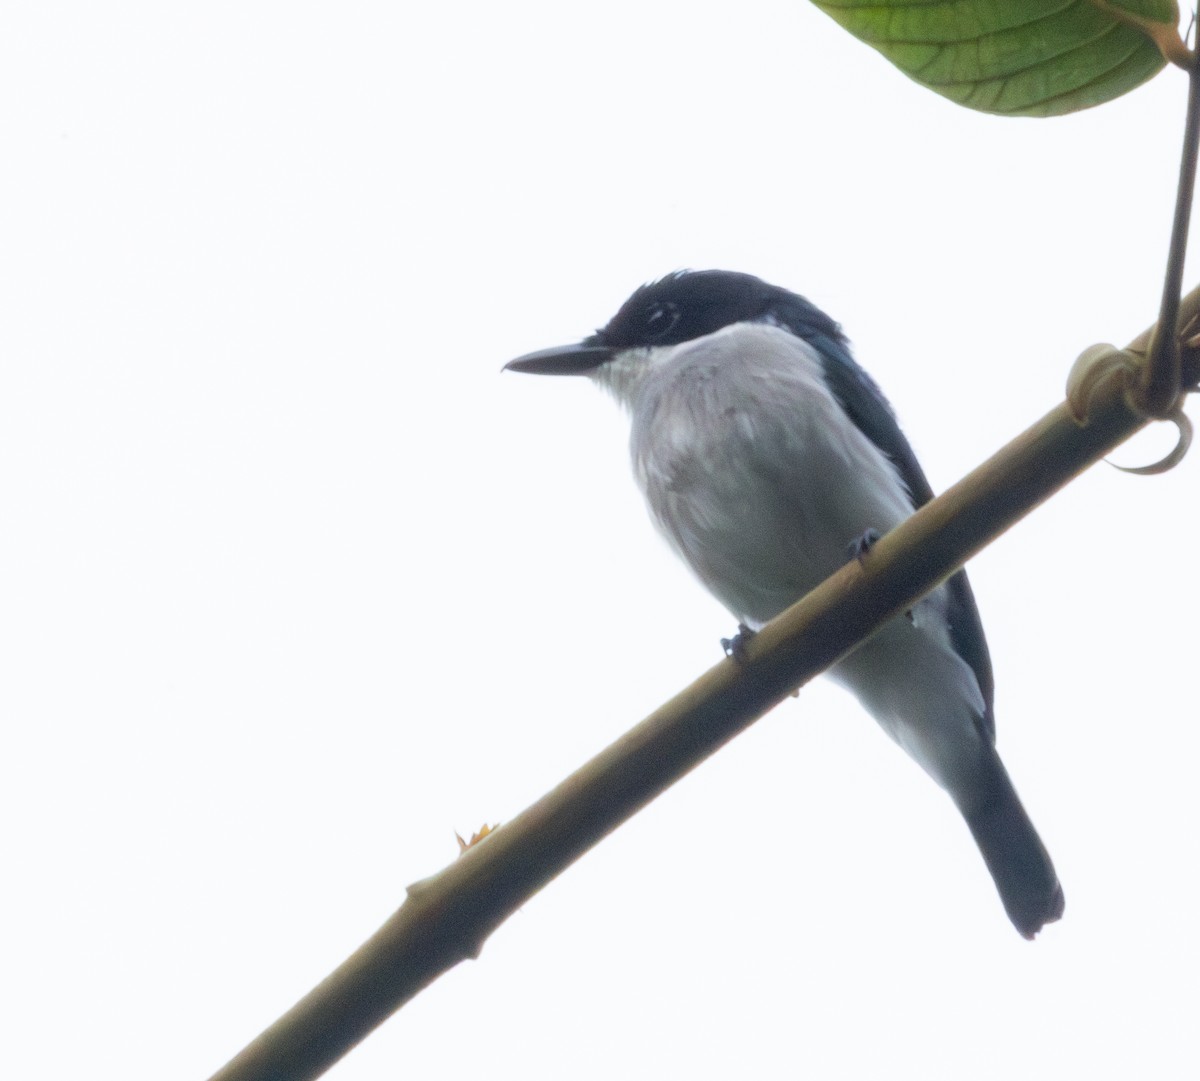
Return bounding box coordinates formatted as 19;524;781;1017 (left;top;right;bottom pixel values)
1142;43;1200;413
206;288;1199;1081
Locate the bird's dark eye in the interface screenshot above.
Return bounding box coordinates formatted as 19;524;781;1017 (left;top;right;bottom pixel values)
643;302;680;340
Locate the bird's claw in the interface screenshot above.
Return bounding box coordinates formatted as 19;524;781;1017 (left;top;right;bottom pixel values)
846;528;881;563
721;623;756;663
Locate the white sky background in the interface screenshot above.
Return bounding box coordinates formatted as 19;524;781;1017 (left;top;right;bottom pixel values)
2;3;1198;1079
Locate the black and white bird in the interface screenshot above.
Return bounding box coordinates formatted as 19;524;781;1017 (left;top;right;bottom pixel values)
505;269;1063;938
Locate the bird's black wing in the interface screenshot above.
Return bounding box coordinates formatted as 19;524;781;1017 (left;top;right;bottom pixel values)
803;325;996;736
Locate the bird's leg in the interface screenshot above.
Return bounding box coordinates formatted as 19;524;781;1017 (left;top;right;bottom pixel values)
847;527;914;622
846;527;881;563
721;623;756;663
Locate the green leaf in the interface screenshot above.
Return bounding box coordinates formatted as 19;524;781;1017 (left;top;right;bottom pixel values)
810;0;1178;117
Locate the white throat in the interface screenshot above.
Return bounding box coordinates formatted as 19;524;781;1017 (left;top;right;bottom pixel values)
588;345;665;410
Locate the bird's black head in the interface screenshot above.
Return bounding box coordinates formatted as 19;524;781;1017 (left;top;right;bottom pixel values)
588;269;847;351
506;269;847;375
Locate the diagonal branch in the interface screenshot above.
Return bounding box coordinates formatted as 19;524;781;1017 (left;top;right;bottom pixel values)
206;287;1200;1081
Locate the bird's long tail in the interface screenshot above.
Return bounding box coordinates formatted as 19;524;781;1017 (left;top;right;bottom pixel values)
960;746;1064;939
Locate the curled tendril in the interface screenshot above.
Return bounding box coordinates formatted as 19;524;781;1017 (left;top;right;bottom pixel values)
1066;343;1194;475
1066;344;1137;422
1112;409;1193;475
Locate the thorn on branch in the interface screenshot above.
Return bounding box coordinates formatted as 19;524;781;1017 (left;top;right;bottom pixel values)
456;824;498;853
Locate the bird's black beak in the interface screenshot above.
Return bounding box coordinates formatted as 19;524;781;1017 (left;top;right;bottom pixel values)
504;342;614;376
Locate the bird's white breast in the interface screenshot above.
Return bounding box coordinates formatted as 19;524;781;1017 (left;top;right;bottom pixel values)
596;323;915;628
